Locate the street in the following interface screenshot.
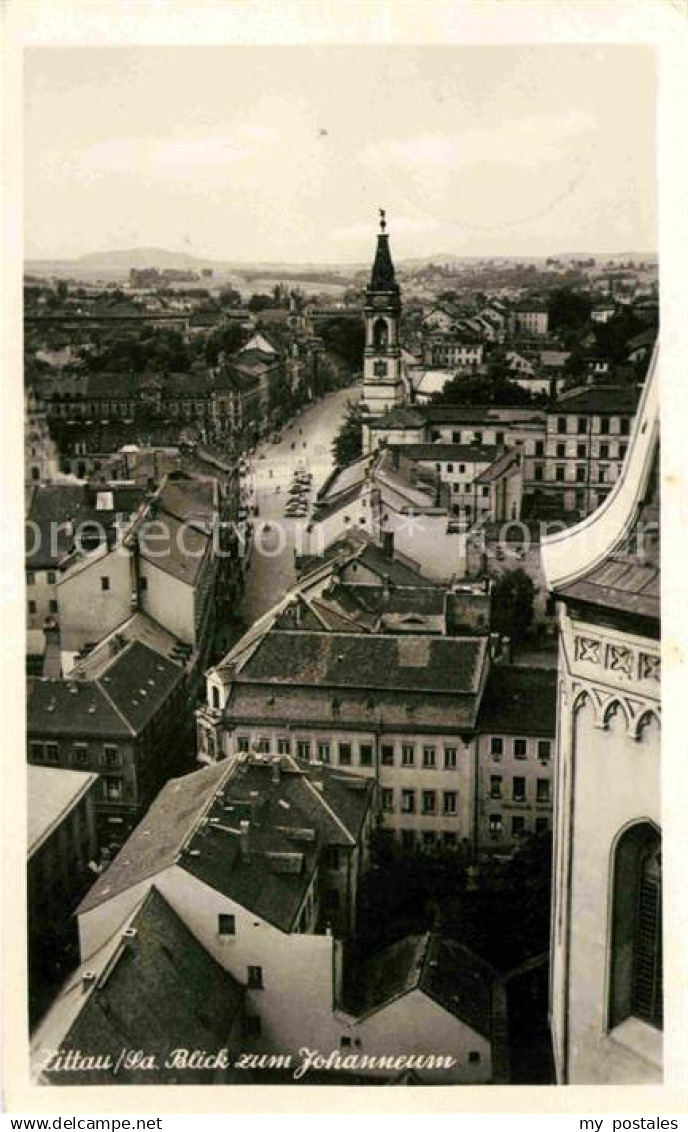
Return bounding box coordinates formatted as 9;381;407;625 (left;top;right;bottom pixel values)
235;384;360;629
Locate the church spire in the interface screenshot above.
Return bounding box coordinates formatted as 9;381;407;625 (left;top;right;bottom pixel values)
370;208;398;292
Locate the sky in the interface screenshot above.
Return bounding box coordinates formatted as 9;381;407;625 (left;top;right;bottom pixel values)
24;45;656;263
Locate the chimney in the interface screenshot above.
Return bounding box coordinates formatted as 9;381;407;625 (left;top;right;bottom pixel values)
239;819;251;862
382;530;394;560
81;971;97;993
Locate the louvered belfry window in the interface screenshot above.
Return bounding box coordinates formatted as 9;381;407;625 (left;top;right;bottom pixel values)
633;846;663;1027
610;823;663;1031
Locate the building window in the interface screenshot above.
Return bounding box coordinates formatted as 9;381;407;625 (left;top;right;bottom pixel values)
401;789;416;814
443;791;457;815
490;775;502;799
277;738;291;755
338;743;352;767
536;779;550;804
237;736;250;753
535;441;544;457
443;747;457;769
512;777;526;803
247;965;263;989
598;465;608;484
422;831;436;850
536;817;549;834
28;600;37;615
401;830;415;851
490;737;503;758
44;742;59;764
103;776;123;801
468;1051;481;1065
619;443;628;461
326;846;340;870
422;746;436;768
512;816;526;838
218;913;236;936
556;443;566;458
401;744;415;767
381;744;395;766
210;685;220;710
577;417;587;434
255;737;271;754
422;790;437;815
489;814;502;837
537;740;551;761
514;738;527;759
534;465;543;482
27;572;35;586
600;443;609;460
555;465;565;482
381;788;394;812
296;740;310;760
576;444;586;459
575;466;586;483
317;742;330;763
620;418;630;436
101;576;110;591
103;745;121;768
443;831;458;849
359;744;373;767
29;741;44;762
610;823;662;1030
557;417;566;433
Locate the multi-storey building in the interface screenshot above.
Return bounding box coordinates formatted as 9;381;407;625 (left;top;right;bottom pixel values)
197;541;555;859
27;616;189;848
509;300;549;337
421;333;483;370
475;667;556;855
27;765;99;1025
25;386;59;487
543;347;661;1083
33;755;505;1084
531;385;641;518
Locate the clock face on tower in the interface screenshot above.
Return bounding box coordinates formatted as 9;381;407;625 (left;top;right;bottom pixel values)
374;361;387;377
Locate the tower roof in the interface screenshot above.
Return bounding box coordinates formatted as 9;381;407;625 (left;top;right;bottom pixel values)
369;210;399;292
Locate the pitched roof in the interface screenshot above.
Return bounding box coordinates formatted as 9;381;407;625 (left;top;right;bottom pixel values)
394;444;501;464
25;484;86;570
239;630;487;695
477;666;557;736
33;888;244;1085
27;766;98;855
78;755;373;932
352;933;496;1039
369;232;398;292
553;384;641;415
28;639;185;738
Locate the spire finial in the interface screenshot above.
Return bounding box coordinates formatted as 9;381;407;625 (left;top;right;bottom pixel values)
379;207;386;233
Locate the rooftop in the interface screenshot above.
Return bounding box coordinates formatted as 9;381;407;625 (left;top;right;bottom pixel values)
28;639;185;738
27;766;98;856
33;888;244;1085
553;384;641;416
79;755;373;932
477;666;557;736
351;933;496;1039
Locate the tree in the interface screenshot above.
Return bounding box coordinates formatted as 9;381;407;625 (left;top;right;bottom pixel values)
247;293;275;313
332;399;364;467
204;322;247;366
317;316;365;372
491;568;535;644
432;370;539;408
548;287;593;333
219;287;243;309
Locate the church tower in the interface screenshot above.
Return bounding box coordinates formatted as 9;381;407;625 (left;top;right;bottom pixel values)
362;210;406;418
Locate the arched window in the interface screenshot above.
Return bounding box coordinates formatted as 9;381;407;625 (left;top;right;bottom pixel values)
373;317;389;350
610;822;662;1030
